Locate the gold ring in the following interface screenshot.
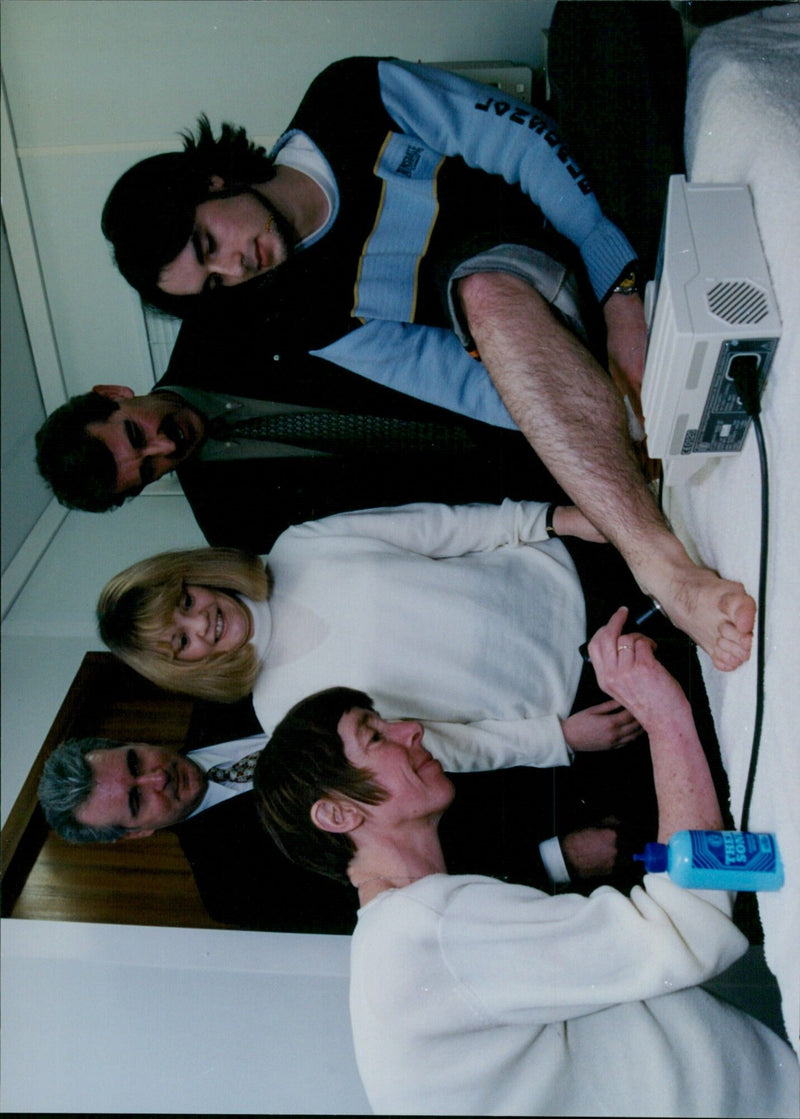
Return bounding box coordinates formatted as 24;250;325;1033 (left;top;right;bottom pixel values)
617;643;632;652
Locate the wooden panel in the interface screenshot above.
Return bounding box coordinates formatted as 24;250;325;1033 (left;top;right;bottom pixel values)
12;831;229;929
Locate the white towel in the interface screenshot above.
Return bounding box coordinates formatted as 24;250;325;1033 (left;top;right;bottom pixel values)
668;4;800;1053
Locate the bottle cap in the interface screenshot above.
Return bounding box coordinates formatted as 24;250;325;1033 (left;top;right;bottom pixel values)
633;842;668;872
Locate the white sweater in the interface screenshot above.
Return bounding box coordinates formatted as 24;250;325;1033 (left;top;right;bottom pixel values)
252;500;585;770
350;874;799;1116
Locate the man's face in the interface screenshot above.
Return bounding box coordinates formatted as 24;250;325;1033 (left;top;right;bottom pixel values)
337;708;455;823
75;744;208;838
87;386;205;497
158;181;292;297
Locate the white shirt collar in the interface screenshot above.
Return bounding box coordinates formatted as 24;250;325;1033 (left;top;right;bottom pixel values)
185;734;270;819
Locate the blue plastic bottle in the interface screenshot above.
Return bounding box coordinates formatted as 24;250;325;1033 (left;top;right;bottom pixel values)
634;831;783;890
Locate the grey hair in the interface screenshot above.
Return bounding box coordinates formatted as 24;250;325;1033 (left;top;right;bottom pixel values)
38;737;129;844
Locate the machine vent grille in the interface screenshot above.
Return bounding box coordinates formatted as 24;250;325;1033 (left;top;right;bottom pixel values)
706;280;769;324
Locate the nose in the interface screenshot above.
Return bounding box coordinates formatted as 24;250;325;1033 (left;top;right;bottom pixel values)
210;246;246;281
185;606;210;640
173;602;211;645
145;431;176;457
136;768;168;792
391;720;424;747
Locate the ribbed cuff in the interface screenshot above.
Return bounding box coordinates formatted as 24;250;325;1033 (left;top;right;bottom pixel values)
581;217;638;303
539;835;571;884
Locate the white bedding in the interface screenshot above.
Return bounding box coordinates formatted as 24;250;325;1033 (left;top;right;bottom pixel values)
666;4;800;1052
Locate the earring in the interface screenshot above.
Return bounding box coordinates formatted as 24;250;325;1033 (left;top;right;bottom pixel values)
265;215;273;233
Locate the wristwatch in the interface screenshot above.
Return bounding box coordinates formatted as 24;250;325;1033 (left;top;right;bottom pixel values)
611;268;640;296
545;503;558;539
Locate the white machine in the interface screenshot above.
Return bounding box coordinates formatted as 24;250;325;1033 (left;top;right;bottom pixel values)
642;175;781;484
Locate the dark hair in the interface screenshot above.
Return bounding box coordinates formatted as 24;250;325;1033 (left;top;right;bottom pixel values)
254;687;387;884
101;114;276;317
38;738;129;843
35;392;124;512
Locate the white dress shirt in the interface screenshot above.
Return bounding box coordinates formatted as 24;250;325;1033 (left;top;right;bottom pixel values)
186;734;269;818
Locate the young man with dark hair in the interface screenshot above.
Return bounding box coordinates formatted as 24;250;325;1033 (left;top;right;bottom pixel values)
89;58;756;669
254;611;798;1116
100;115;279;318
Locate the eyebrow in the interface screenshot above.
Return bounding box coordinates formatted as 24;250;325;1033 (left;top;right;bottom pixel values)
126;748;140;819
124;419;143;451
191;229;205;267
113;419;145;498
189;228;220;295
353;709;379;745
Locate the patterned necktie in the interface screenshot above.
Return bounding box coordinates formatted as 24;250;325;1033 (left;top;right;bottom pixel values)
207;748;262;786
221;409;474;455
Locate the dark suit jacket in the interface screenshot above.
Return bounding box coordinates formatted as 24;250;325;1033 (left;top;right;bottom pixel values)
177;788;359;932
161;318;566;553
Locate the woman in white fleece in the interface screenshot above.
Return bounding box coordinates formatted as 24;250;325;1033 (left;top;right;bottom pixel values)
98;499;645;773
253;609;799;1117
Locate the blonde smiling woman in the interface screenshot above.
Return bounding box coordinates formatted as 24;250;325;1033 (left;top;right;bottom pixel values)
97;498;648;773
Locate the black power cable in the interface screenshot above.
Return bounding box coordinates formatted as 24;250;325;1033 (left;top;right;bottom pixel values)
730;356;769;832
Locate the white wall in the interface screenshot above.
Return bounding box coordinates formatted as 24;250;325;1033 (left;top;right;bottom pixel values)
1;1;557;1112
0;219;51;570
1;919;368;1114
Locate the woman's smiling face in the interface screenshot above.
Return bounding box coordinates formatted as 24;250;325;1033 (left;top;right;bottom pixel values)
164;584;252;661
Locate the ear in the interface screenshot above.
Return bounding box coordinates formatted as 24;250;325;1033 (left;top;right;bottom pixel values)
119;827;155;841
207;174;226;193
311;796;363;836
92;384;135;402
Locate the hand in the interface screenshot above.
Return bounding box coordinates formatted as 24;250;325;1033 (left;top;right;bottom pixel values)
603;292;647;424
562;698;642;751
551;505;607;544
561;822;619;879
586;607;688;732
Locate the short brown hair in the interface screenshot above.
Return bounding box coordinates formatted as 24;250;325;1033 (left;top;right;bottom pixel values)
254;687;386;884
98;547;272;701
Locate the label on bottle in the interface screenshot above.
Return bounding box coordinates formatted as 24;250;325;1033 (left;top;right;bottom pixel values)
689;830;778;873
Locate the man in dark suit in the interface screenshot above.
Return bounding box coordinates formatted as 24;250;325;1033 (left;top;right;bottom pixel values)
34;318;563;553
157;318;565;552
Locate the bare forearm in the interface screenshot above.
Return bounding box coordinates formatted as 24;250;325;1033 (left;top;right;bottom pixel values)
551;504;606;543
587;608;723;844
646;699;724;843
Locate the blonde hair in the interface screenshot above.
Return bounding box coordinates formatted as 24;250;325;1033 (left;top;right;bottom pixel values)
97;547;272;702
